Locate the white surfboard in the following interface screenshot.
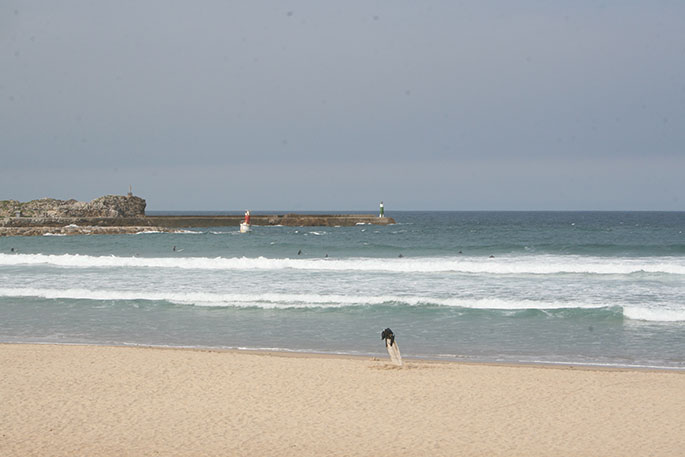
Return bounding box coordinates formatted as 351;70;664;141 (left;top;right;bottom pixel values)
386;340;403;366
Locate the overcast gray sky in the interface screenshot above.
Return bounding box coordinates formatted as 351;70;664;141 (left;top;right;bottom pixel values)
2;1;684;210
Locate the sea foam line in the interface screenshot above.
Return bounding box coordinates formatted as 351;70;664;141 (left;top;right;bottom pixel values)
1;253;685;275
1;287;684;321
0;287;611;309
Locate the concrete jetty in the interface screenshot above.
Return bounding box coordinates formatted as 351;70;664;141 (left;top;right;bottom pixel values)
146;214;395;228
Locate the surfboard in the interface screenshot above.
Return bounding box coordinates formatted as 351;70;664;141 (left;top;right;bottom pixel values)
386;340;403;366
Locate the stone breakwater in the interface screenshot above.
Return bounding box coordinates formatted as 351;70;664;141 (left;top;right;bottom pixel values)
0;215;395;236
0;226;176;237
0;194;395;236
145;214;395;228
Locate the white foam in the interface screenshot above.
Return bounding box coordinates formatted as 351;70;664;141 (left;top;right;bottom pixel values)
1;287;682;321
623;306;685;322
0;287;634;310
1;253;684;276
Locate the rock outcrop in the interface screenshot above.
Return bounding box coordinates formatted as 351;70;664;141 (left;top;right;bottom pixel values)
0;226;175;237
0;195;146;218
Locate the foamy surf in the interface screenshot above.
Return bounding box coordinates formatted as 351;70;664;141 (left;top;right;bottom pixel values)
623;307;685;322
1;253;684;275
1;287;683;321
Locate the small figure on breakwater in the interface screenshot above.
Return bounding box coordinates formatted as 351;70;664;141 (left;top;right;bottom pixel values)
379;201;384;218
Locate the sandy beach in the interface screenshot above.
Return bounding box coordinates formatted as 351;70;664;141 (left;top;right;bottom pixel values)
1;344;683;457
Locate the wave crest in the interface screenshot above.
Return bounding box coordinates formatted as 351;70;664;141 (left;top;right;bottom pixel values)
1;287;683;321
1;253;685;275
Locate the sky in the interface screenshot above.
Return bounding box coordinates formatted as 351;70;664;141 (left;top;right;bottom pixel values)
1;1;684;211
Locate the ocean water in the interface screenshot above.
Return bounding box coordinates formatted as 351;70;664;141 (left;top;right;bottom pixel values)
1;211;684;369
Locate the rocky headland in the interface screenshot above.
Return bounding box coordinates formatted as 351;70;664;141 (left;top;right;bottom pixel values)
0;195;172;236
0;195;147;219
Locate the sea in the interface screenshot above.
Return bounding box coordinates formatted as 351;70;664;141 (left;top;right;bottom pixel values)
1;211;684;370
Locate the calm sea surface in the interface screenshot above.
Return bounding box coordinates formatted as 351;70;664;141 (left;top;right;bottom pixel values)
1;211;684;369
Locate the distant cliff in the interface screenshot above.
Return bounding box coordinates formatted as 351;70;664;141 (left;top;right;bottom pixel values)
0;195;146;218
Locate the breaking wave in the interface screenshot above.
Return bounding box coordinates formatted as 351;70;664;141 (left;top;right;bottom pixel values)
1;253;685;275
1;287;683;321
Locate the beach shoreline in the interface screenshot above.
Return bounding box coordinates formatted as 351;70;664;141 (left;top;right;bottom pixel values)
2;343;683;456
3;341;682;373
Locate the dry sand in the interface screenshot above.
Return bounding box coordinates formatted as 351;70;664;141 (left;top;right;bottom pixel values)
1;344;683;457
